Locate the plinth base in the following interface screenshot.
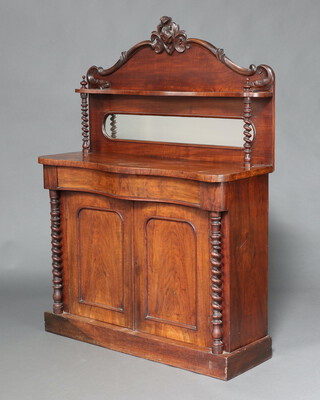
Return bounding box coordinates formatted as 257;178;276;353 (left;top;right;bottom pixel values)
44;312;272;381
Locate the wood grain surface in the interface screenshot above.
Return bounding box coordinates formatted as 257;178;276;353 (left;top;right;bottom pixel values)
45;312;272;380
39;16;275;379
63;192;133;328
134;202;210;346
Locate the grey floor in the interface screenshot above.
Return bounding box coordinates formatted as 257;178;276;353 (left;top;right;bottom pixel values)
1;271;320;400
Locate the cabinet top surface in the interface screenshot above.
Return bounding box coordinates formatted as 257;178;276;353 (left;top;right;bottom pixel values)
39;152;273;183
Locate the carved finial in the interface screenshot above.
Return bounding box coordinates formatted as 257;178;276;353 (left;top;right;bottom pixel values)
81;75;87;89
244;77;251;91
243;79;253;164
151;16;190;55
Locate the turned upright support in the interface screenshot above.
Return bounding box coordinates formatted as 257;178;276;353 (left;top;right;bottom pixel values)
243;79;253;165
110;114;117;138
80;75;90;153
210;211;223;354
49;190;63;314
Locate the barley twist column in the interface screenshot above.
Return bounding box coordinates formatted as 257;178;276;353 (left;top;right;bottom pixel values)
243;78;253;164
49;190;63;314
210;211;223;354
80;75;90;152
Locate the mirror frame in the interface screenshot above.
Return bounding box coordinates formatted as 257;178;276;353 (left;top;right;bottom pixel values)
102;113;255;149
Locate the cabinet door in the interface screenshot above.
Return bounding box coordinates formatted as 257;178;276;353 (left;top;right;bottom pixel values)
64;192;133;328
134;202;211;347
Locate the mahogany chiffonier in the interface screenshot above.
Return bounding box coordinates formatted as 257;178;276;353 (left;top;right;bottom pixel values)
39;16;275;380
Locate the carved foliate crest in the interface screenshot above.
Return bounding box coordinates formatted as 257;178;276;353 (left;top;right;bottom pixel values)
150;16;190;55
87;16;274;91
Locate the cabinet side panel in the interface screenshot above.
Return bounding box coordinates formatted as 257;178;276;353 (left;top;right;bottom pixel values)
227;175;269;351
78;208;124;311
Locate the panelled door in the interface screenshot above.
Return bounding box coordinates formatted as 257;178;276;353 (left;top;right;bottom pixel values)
134;202;211;347
64;192;133;328
64;192;211;346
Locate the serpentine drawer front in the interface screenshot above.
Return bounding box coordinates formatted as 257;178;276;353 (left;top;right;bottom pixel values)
39;16;275;380
56;166;201;206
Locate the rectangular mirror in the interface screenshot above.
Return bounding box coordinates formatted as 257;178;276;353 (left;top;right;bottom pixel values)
103;114;250;147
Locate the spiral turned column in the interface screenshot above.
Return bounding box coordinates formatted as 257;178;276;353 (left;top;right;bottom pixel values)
110;114;117;138
80;75;90;152
49;190;63;314
210;211;223;354
243;79;253;164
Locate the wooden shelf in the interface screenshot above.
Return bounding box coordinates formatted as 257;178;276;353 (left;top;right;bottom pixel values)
75;88;273;98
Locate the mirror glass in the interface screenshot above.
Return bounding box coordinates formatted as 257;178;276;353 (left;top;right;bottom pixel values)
103;114;248;147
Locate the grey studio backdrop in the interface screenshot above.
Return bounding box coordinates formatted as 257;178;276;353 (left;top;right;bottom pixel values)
1;1;320;399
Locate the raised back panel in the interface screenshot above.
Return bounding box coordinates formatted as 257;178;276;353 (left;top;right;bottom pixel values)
80;16;275;166
88;42;269;93
88;95;273;165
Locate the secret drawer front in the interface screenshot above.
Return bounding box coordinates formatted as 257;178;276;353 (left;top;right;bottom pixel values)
53;166;201;207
